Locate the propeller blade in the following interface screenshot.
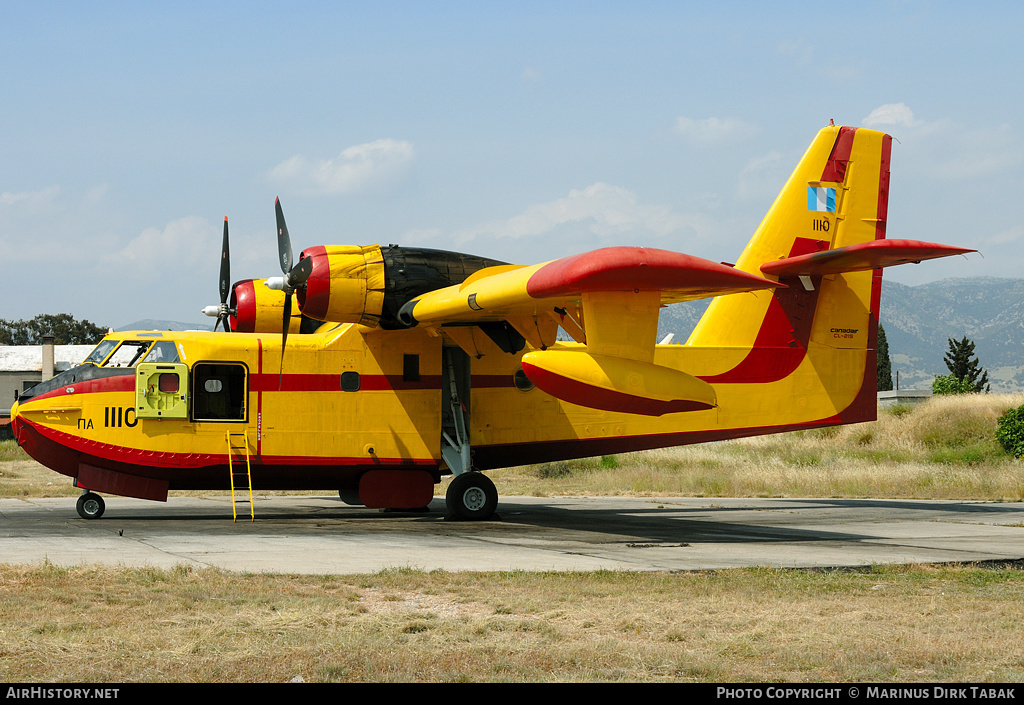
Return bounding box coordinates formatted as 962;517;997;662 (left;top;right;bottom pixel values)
279;291;292;390
219;217;231;303
273;198;306;389
217;216;231;332
275;197;293;276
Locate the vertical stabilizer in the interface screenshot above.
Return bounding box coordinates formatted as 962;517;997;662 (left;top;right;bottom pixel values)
686;125;892;421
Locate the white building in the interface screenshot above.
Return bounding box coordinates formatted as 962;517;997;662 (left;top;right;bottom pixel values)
1;342;96;415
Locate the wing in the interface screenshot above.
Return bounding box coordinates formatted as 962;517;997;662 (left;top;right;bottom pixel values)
398;246;782;328
398;246;784;416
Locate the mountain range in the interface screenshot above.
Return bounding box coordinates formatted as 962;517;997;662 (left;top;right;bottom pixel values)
657;277;1024;393
116;320;211;333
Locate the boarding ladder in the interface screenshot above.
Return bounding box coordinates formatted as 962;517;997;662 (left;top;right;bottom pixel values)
226;430;254;522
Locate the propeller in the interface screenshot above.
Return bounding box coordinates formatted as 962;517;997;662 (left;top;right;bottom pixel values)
202;216;235;332
265;198;313;387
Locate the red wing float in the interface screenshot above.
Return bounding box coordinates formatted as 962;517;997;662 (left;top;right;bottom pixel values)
11;125;976;521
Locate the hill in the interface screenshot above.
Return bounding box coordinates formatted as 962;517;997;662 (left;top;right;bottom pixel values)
880;277;1024;392
657;277;1024;393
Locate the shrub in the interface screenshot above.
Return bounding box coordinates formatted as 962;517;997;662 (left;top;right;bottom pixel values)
995;404;1024;458
933;374;975;396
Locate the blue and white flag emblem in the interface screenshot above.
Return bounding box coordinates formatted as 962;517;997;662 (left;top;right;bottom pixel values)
807;186;836;212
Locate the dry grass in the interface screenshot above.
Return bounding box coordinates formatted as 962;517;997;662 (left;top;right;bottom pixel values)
1;562;1023;683
494;393;1024;501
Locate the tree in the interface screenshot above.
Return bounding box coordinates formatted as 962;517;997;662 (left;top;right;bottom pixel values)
943;336;990;393
0;314;108;346
877;324;893;391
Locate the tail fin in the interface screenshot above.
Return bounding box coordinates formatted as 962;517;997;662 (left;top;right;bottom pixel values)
690;125;890;349
687;125;892;421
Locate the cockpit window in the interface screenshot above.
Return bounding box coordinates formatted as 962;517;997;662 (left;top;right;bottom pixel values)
141;341;181;364
83;340;118;366
102;341;153;368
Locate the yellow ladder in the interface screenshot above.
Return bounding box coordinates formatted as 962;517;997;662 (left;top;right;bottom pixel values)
226;431;254;522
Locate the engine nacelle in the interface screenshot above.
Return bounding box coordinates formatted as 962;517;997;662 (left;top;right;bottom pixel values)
296;245;386;326
230;279;302;334
296;245;506;329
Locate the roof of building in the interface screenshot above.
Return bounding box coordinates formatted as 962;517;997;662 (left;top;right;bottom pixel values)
0;345;96;373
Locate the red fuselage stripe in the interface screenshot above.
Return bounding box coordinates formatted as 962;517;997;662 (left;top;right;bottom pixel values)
18;416;436;470
19;371;517;403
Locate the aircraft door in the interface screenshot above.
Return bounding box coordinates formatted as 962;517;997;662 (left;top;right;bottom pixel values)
440;345;472;475
135;363;189;419
191;363;248;422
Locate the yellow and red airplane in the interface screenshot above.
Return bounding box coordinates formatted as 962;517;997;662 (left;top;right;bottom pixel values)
10;125;974;521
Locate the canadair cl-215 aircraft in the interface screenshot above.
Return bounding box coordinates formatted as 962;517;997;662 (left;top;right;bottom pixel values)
11;125;974;521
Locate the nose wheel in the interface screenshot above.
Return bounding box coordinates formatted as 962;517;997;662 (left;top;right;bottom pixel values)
445;472;498;521
76;491;105;520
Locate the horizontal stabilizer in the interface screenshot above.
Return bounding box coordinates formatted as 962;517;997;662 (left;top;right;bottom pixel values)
521;350;717;416
759;239;976;278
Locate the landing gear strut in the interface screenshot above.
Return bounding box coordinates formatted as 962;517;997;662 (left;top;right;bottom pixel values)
445;472;498;521
76;491;105;520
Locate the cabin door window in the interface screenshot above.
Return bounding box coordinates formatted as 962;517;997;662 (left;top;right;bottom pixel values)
191;363;248;422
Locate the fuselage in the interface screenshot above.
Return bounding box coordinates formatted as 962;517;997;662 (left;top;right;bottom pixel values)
11;308;874;503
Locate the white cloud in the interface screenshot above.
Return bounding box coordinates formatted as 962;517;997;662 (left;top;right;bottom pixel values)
862;103;922;128
674;117;755;145
267;138;414;195
447;183;712;248
84;183;109;203
985;226;1023;246
776;40;814;66
735;151;786;202
0;185;61;210
100;216;218;278
932;123;1023;180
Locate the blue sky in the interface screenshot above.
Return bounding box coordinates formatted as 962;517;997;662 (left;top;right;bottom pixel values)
2;2;1022;328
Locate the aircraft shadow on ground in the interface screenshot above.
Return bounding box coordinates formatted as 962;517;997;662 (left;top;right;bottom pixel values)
84;497;873;546
42;495;1024;551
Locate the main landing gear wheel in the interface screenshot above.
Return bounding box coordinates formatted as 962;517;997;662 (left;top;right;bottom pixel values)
445;472;498;521
76;492;105;520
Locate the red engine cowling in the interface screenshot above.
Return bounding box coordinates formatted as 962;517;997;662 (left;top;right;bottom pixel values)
229;279;302;334
295;245;386;326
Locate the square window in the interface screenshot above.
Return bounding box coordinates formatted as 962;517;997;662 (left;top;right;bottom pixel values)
403;354;420;382
158;373;179;393
341;371;360;392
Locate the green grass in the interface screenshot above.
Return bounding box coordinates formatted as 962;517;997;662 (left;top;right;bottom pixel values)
0;439;27;462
